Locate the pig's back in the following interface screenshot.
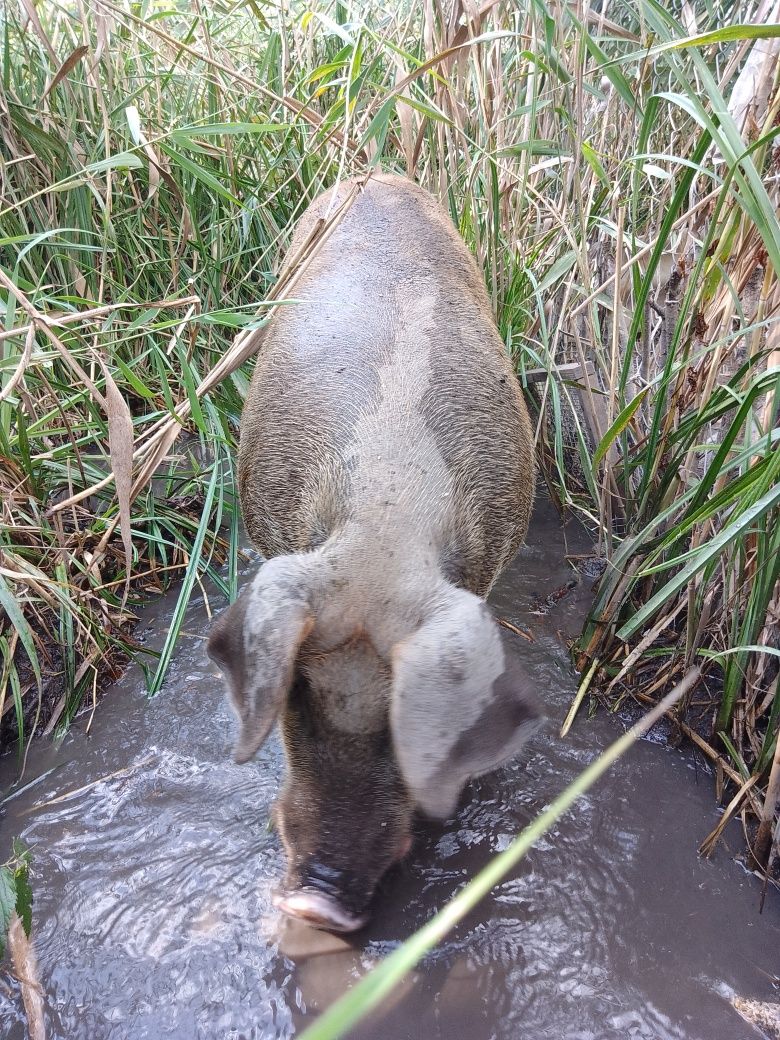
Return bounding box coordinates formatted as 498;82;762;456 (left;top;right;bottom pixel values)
238;174;534;595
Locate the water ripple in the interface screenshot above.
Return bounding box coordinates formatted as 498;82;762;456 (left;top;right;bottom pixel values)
2;502;778;1040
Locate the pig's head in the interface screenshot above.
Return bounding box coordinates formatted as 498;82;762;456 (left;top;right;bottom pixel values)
207;552;542;932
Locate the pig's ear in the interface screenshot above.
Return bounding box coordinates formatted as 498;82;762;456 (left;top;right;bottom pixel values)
390;586;543;819
207;555;317;764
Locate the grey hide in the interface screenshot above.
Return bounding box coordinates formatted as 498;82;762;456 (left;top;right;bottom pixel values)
207;173;541;926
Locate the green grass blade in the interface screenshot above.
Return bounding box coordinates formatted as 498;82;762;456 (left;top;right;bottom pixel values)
147;457;222;695
299;676;696;1040
617;484;780;641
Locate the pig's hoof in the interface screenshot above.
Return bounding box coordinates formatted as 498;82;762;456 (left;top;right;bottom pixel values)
274;890;368;933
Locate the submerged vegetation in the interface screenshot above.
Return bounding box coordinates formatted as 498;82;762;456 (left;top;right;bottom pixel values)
0;0;778;869
0;840;31;962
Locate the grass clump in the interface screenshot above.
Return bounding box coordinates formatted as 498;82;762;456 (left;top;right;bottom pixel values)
0;0;778;867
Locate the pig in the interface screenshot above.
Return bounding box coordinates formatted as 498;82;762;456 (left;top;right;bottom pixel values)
207;174;541;932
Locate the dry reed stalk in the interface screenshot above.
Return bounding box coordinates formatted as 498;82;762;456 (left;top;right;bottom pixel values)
755;725;780;868
47;173;374;523
7;914;46;1040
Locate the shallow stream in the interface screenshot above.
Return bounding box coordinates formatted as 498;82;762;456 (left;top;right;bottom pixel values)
1;498;778;1039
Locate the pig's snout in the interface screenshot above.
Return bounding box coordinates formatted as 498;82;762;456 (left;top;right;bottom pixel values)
274;888;368;932
276;859;370;932
274;834;414;933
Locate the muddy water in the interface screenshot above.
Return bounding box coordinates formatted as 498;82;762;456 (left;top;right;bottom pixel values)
1;497;778;1040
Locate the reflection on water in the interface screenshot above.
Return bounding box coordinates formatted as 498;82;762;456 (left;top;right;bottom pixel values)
1;498;778;1040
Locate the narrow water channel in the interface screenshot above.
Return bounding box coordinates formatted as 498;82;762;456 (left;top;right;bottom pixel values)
1;497;778;1040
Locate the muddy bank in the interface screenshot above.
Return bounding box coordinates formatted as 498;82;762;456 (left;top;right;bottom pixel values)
1;497;778;1040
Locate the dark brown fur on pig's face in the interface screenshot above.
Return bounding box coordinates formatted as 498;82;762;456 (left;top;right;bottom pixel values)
207;174;542;932
273;674;413;930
